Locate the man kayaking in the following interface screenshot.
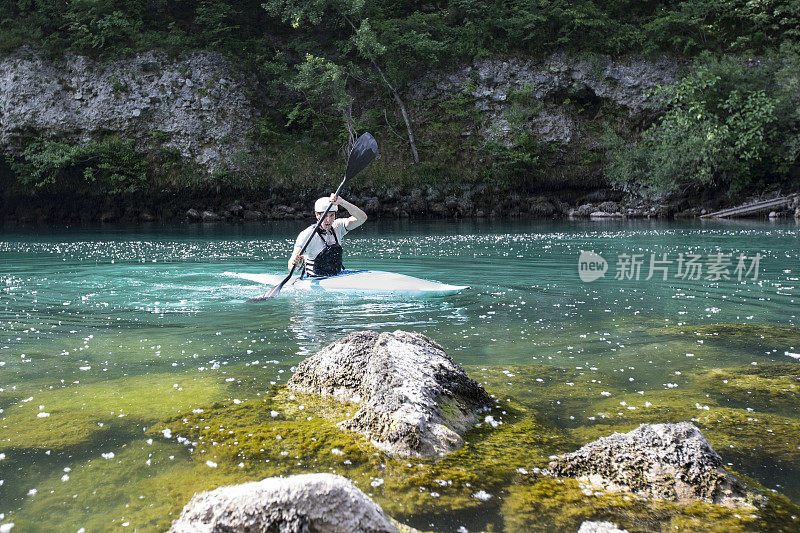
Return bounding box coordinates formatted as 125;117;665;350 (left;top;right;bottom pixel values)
288;194;368;277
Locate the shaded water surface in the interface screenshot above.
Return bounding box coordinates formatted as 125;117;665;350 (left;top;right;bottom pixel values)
1;219;799;531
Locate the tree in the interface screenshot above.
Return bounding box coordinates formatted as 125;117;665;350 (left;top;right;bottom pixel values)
262;0;420;162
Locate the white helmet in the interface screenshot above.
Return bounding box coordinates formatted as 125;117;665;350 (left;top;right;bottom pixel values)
314;197;338;213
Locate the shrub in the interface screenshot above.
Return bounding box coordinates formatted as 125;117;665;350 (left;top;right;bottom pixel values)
10;138;148;194
605;53;799;198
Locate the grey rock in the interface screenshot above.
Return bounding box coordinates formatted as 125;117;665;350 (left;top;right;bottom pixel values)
547;422;762;508
202;210;222;222
529;108;576;144
527;196;556;217
425;186;441;202
578;521;629;533
364;196;380;214
288;330;493;457
0;46;264;174
589;211;622;218
226;203;244;216
186;208;202;221
242;209;264;221
275;204;295;215
406;196;427;214
444;195;459;211
571;204;595;217
410;53;680;150
597;201;620;212
169;473;417;533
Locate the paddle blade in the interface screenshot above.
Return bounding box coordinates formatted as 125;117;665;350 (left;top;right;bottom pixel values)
248;271;292;300
345;132;378;180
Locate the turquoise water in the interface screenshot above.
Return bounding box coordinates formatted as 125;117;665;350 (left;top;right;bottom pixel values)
1;219;799;531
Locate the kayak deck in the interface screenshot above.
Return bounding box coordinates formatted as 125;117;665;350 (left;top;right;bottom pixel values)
225;270;468;296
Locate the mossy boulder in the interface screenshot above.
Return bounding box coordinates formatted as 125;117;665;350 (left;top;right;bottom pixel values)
547;423;760;507
503;477;800;533
147;387;572;519
287;330;493;457
563;388;800;470
169;474;419;533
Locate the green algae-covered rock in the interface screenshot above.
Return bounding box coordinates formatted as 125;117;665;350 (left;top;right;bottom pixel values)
547;423;760;507
698;363;800;413
658;323;800;352
133;355;800;533
146;386;572;519
287;330;493;458
502;477;800;533
562;388;800;469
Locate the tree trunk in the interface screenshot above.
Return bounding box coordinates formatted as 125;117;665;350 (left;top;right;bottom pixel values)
344;15;419;164
374;64;419;164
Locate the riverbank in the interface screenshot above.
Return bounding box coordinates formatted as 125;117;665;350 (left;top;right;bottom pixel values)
3;186;799;226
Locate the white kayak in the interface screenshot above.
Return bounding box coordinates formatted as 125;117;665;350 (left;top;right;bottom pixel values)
225;270;468;296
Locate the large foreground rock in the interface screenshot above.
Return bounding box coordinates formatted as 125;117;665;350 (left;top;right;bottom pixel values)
288;330;493;457
547;422;761;507
169;473;417;533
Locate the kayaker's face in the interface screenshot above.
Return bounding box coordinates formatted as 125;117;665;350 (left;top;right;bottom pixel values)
316;211;336;229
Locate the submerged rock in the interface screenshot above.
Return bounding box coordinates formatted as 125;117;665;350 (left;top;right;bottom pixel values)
547;422;761;507
169;473;416;533
288;330;493;457
698;363;800;413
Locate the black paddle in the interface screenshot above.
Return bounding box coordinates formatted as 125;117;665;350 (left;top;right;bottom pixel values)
249;132;378;301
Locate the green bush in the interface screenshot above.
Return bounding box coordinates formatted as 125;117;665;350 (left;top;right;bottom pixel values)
10;138;148;194
605;53;800;198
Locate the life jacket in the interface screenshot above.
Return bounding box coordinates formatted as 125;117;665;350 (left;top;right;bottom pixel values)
305;227;343;277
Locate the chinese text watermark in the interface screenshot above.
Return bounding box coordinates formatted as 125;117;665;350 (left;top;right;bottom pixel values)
578;251;761;282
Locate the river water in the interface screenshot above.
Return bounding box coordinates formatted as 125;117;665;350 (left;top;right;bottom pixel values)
1;219;799;531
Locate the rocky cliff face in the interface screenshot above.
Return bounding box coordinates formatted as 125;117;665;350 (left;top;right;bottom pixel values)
409;53;680;148
0;46;265;173
1;47;679;176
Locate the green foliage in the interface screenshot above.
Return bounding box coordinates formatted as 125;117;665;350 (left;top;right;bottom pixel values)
194;1;243;48
10;138;148;194
281;53;354;136
5;0;800;63
483;103;550;190
291;54;352;114
107;75;128;92
352;18;385;58
62;2;142;53
606;54;799;197
261;0;364;28
642;0;800;55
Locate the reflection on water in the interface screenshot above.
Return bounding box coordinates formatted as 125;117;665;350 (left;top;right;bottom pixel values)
284;295;469;357
0;219;799;531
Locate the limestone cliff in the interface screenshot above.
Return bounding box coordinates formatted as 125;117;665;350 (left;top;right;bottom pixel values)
1;47;679;178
